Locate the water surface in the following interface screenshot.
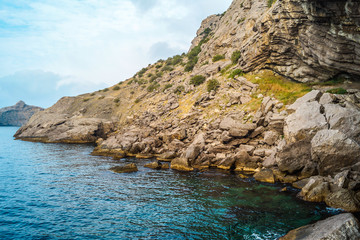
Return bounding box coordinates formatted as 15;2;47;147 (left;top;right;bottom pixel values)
0;127;337;239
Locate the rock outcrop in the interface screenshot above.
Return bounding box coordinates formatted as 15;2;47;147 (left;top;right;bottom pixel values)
197;0;360;83
0;101;43;126
13;0;360;228
280;213;360;240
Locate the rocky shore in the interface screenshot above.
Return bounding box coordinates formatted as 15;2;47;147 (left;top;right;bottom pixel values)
13;0;360;238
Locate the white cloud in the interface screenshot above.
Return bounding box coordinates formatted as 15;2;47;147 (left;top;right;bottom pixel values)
0;0;232;107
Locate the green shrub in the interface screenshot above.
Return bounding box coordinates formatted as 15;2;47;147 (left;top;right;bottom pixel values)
267;0;276;7
90;93;95;96
147;82;160;92
174;85;185;94
114;98;120;103
137;68;147;77
162;65;174;72
135;98;141;103
98;96;105;100
207;79;220;92
127;79;133;85
103;88;109;92
130;91;135;95
113;86;120;91
237;18;245;24
326;88;348;94
212;54;225;62
83;98;90;102
190;75;206;86
163;84;173;91
164;55;183;66
150;76;157;82
155;64;162;69
231;51;241;64
185;58;198;72
229;69;244;79
147;73;153;78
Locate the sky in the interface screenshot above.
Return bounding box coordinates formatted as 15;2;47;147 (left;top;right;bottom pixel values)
0;0;232;108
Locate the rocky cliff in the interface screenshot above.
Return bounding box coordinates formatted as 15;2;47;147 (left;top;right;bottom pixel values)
0;101;43;126
14;0;360;223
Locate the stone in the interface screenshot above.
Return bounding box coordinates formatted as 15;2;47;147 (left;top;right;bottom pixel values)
298;176;330;202
262;152;276;168
229;128;248;138
171;158;194;171
333;170;350;189
280;213;360;240
324;103;360;143
144;161;162;170
184;145;202;161
311;130;360;176
319;93;335;105
253;148;265;157
249;126;264;138
157;151;177;161
110;163;138;173
287;90;322;113
284;101;328;143
325;189;360;212
234;150;251;171
263;131;279;145
161;163;170;169
292;178;311;189
254;169;275;184
217;157;236;170
277;140;312;174
238;145;255;155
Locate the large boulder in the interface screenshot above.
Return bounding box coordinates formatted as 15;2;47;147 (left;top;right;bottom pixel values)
325;189;360;213
171;158;194;171
109;163;138;173
324;103;360;143
284;101;328;143
298;176;330;202
311;130;360;176
254;169;275;183
277;140;312;174
280;213;360;240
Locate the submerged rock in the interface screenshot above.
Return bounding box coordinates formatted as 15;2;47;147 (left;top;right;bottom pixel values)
280;213;360;240
110;163;138;173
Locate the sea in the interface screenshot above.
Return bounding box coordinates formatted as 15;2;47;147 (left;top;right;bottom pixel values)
0;127;339;239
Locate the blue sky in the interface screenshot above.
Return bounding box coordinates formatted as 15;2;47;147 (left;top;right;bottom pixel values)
0;0;232;108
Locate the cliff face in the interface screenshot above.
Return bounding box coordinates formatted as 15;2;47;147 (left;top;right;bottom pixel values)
0;101;43;126
196;0;360;82
14;0;360;212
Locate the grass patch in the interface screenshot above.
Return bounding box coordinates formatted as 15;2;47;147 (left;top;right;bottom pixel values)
267;0;277;7
163;84;173;91
190;75;206;86
246;71;312;105
229;69;244;79
174;85;185;94
231;51;241;64
147;82;160;92
326;88;348;94
207;79;220;92
212;54;225;62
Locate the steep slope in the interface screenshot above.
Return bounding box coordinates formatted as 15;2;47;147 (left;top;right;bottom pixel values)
14;0;360;212
0;101;43;126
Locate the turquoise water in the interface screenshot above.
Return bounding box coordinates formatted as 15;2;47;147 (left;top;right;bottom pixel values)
0;127;336;239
